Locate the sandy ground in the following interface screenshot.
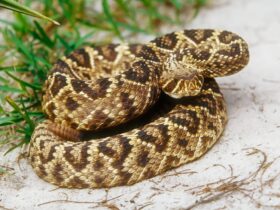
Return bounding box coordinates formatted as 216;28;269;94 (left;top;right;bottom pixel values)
1;0;280;209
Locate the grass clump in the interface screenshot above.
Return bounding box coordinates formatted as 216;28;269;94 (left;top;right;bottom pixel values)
0;0;207;153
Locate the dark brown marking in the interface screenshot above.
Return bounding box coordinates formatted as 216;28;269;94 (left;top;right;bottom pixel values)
93;160;104;170
118;171;132;185
186;150;194;158
38;165;47;177
82;73;91;80
154;124;169;152
204;78;220;93
178;138;189;147
124;61;151;83
137;151;149;167
96;78;112;93
67;48;91;68
200;136;213;153
143;169;156;179
71;77;111;100
39;144;57;164
207;121;215;130
169;110;200;134
46;102;56;119
166;155;180;167
39;139;46;151
201;136;212;144
217;100;225;113
64;142;90;170
138;124;170;152
186;111;200;134
184;29;214;44
95;44;119;61
217;43;241;57
71;79;96;99
94;176;104;184
137;130;157;143
52;163;64;183
98;141;116;157
112;136;133;169
188;49;211;61
65;97;79;111
30;154;35;163
50;74;67;96
129;44;144;55
71;79;90;93
68;177;89;188
50;59;72;76
187;93;217;115
119;92;134;111
149;85;160;102
137;46;160;62
101;66;112;74
218;31;239;44
151;32;178;50
169;116;190;128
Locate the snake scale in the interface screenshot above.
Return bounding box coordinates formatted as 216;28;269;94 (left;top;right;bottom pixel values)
29;29;249;188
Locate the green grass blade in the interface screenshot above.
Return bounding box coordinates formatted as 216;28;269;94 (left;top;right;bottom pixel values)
0;85;25;94
116;21;148;34
0;116;23;126
33;21;54;47
0;66;27;72
5;72;41;90
0;0;60;25
170;0;183;10
5;96;35;131
102;0;122;39
5;29;34;61
73;30;95;49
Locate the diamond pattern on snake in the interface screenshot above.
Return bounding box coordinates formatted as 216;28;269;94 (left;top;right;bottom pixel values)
29;29;249;188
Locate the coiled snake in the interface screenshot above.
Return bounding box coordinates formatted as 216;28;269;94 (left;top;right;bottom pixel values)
29;29;249;188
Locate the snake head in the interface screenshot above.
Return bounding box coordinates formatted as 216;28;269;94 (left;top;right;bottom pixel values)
160;30;250;98
160;51;204;98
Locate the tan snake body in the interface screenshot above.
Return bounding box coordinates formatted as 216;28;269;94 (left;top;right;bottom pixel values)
29;29;249;188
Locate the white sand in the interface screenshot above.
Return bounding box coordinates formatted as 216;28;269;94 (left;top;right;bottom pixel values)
1;0;280;209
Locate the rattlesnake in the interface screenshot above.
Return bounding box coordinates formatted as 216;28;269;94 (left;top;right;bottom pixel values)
29;29;249;188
